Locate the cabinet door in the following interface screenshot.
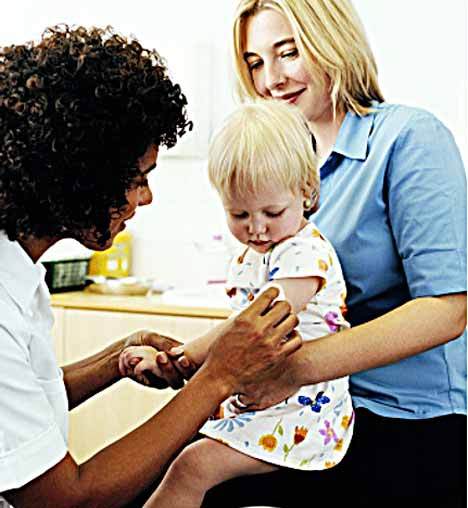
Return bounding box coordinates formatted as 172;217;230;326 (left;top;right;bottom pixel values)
62;308;223;463
62;309;218;364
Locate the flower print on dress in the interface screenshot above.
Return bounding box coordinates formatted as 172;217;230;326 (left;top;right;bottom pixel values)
311;228;324;239
318;259;329;272
324;311;341;332
283;426;309;461
341;411;354;429
226;287;237;298
319;420;339;446
237;247;249;264
339;291;348;317
238;287;259;305
258;434;278;452
293;426;308;444
334;438;344;452
199;222;353;471
298;391;330;413
212;412;255;432
268;266;280;280
258;418;284;452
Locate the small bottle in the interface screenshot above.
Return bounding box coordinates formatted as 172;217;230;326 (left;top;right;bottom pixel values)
88;230;132;278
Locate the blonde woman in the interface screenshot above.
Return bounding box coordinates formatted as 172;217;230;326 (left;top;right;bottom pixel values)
120;100;354;508
202;1;467;507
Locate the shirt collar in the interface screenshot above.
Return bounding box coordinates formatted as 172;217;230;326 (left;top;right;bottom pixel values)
0;231;46;311
332;108;375;161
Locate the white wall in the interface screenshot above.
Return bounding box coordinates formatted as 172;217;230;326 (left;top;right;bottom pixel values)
1;1;466;287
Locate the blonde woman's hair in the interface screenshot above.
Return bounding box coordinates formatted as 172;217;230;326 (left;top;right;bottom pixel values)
208;99;319;210
233;0;384;117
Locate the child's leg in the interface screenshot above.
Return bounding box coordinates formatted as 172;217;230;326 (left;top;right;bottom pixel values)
144;437;278;508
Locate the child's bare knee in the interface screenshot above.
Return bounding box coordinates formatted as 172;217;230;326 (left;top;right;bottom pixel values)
173;444;200;471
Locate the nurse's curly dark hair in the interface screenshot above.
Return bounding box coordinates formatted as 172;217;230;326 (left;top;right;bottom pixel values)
0;25;192;245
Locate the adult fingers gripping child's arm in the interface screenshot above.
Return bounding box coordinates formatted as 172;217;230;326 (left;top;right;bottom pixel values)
227;278;320;412
168;279;314;372
200;286;302;396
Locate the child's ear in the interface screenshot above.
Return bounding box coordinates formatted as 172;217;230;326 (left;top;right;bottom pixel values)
302;184;320;215
302;184;312;200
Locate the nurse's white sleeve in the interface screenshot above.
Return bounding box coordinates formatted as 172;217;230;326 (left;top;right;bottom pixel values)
0;323;67;492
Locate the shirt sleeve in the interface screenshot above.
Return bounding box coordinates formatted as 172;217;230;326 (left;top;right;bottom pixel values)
0;321;67;492
268;232;332;282
387;111;467;298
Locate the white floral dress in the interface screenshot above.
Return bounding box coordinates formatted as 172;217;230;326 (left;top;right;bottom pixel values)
200;222;354;470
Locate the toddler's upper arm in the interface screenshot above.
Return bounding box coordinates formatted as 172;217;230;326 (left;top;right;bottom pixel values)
266;277;320;313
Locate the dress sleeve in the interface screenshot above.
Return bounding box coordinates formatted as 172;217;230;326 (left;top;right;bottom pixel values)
386;112;467;298
0;321;67;491
267;231;333;283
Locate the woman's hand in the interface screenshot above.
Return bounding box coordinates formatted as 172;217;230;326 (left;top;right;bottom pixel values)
228;358;301;413
200;286;302;397
122;330;197;389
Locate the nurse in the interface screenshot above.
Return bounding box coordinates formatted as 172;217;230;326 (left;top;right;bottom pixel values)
201;0;467;506
0;25;301;508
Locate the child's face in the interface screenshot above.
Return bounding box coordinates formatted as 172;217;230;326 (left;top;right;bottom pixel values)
222;182;307;254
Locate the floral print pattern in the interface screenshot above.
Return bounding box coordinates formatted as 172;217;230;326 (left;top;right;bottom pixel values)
200;222;354;470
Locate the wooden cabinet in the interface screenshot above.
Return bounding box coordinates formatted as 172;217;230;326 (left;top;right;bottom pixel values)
51;304;225;463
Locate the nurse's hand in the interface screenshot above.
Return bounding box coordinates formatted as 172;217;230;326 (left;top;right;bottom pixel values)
228;356;302;413
200;287;302;396
122;330;197;389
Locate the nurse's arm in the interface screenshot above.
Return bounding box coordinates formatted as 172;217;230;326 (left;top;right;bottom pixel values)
3;287;301;508
61;331;195;410
237;293;466;411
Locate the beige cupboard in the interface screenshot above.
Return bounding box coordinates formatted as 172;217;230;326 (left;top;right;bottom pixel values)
51;293;228;463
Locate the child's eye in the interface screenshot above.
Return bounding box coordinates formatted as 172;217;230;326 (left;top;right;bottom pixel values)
231;212;248;219
265;209;285;218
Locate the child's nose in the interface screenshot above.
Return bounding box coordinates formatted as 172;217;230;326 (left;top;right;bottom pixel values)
248;217;267;235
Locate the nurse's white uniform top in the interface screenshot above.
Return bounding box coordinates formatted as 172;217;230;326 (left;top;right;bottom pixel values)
0;233;68;507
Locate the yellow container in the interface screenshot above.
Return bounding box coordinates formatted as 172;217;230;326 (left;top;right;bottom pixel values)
88;230;132;278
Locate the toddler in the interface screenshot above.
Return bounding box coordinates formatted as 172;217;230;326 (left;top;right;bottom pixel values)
120;100;354;508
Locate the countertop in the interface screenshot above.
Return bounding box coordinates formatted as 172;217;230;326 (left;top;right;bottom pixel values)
50;290;231;319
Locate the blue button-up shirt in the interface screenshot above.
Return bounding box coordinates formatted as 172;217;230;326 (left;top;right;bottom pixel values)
314;102;467;418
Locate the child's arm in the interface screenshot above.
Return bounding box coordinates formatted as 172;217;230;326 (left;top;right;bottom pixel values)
177;318;237;366
120;278;320;383
174;277;321;368
118;324;237;382
273;277;321;313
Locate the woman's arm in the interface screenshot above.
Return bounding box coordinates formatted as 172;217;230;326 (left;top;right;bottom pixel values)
237;292;466;410
63;333;193;410
4;287;301;508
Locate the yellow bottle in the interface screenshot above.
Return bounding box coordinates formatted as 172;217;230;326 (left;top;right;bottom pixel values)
88;230;132;278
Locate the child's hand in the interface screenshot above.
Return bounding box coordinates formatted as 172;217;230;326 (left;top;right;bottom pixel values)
119;345;161;385
122;330;197;389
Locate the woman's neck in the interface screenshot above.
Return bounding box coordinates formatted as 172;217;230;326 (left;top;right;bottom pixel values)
19;236;60;263
309;108;346;162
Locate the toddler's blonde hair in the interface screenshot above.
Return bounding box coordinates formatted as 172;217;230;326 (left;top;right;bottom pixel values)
208;99;318;208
